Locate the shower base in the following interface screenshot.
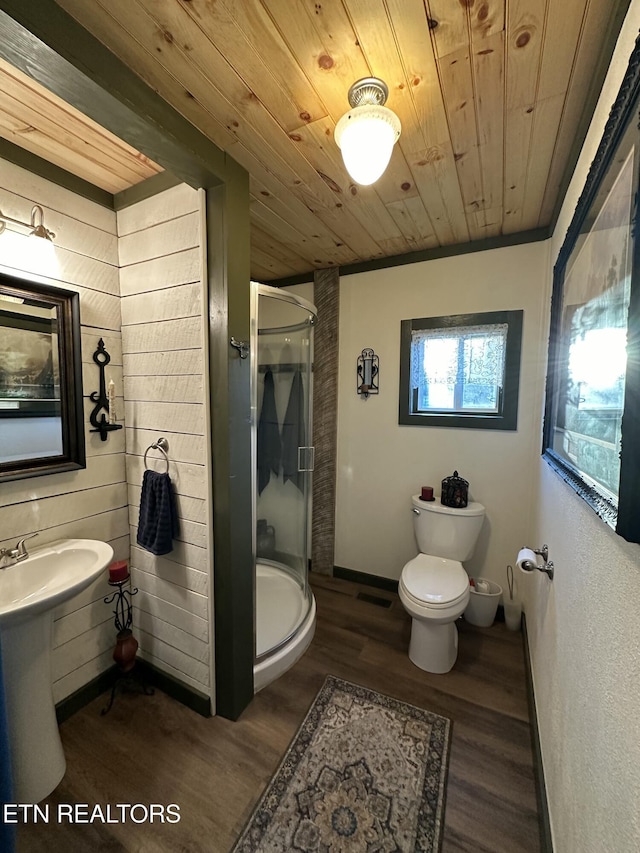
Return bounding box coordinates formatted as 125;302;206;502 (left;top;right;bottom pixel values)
254;561;316;692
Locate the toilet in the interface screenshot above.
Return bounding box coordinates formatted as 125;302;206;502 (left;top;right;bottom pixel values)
399;494;485;673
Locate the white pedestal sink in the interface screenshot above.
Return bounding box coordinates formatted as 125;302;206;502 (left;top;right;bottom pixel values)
0;538;113;803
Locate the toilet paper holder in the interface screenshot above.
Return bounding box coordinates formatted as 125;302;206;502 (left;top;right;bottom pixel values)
520;544;554;580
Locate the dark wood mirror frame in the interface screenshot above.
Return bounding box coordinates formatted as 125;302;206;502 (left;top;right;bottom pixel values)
543;34;640;544
0;271;86;482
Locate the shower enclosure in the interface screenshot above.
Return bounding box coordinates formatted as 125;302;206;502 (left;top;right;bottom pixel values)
252;283;316;691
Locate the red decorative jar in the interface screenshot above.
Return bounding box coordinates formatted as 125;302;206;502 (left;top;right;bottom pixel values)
113;629;138;673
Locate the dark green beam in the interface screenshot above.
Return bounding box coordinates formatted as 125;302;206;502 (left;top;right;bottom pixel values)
207;158;254;720
0;0;227;188
113;172;183;211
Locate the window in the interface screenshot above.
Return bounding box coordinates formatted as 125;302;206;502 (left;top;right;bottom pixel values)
543;33;640;543
399;310;523;430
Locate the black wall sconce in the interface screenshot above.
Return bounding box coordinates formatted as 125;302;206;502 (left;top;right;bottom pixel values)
89;338;123;441
357;348;379;399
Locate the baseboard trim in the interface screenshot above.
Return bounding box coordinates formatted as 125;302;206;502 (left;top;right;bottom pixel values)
331;566;511;625
522;614;554;852
136;659;211;718
55;660;211;722
55;666;118;724
333;566;399;593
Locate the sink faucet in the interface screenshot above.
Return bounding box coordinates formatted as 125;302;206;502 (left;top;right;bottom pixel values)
0;533;39;569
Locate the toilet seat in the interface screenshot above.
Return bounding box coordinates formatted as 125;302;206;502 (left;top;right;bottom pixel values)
400;554;469;609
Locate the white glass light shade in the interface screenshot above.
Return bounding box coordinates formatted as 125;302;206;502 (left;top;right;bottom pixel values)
334;105;401;186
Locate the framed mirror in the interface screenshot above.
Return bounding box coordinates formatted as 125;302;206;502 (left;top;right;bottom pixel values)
0;271;85;482
543;34;640;543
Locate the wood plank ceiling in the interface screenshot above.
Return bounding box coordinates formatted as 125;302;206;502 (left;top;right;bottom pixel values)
6;1;631;280
0;56;162;193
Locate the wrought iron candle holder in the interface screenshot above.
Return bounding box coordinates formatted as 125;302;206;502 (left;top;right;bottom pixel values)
89;338;123;441
101;572;153;714
105;576;136;639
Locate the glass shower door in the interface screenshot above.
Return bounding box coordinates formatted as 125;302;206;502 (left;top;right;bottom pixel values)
254;284;315;661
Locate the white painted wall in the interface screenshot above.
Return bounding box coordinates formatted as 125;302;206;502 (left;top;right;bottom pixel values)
334;241;549;588
526;2;640;850
118;184;213;702
0;158;128;703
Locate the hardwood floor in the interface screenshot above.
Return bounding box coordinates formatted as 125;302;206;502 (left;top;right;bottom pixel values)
17;574;540;852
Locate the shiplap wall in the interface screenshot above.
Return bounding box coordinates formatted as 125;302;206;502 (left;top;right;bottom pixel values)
118;185;213;701
0;157;128;703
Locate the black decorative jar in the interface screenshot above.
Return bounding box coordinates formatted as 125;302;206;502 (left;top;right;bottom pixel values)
441;470;469;508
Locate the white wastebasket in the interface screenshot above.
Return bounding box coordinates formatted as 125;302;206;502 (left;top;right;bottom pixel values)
464;578;502;627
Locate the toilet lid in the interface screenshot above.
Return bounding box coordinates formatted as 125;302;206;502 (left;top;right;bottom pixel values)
401;554;469;607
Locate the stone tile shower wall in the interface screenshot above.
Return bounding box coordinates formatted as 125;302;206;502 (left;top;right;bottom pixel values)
118;184;213;700
0;158;128;703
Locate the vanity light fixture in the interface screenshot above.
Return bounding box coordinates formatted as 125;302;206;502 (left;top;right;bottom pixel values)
334;78;401;186
0;204;55;241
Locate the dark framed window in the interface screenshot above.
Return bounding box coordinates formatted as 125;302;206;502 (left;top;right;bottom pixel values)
543;35;640;544
399;309;523;430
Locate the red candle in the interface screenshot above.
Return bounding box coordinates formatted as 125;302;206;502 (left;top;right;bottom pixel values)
108;560;129;583
421;486;434;501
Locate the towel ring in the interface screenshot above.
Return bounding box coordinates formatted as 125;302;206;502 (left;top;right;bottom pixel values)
144;437;169;473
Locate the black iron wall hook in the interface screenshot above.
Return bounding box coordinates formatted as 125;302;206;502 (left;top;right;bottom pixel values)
89;339;123;441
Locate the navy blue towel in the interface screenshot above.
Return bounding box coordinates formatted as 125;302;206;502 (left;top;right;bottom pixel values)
282;370;305;493
257;367;281;495
136;470;179;556
0;639;15;853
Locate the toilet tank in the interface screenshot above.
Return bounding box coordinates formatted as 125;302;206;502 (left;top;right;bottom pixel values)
411;495;485;562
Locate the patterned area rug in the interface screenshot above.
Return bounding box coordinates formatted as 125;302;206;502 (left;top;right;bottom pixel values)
233;676;451;852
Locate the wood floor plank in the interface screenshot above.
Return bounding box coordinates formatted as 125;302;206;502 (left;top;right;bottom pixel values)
17;574;540;852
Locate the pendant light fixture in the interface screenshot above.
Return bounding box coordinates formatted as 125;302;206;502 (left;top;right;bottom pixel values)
334;77;401;186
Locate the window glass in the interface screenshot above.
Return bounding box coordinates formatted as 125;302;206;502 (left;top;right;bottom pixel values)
410;323;507;414
399;310;523;430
